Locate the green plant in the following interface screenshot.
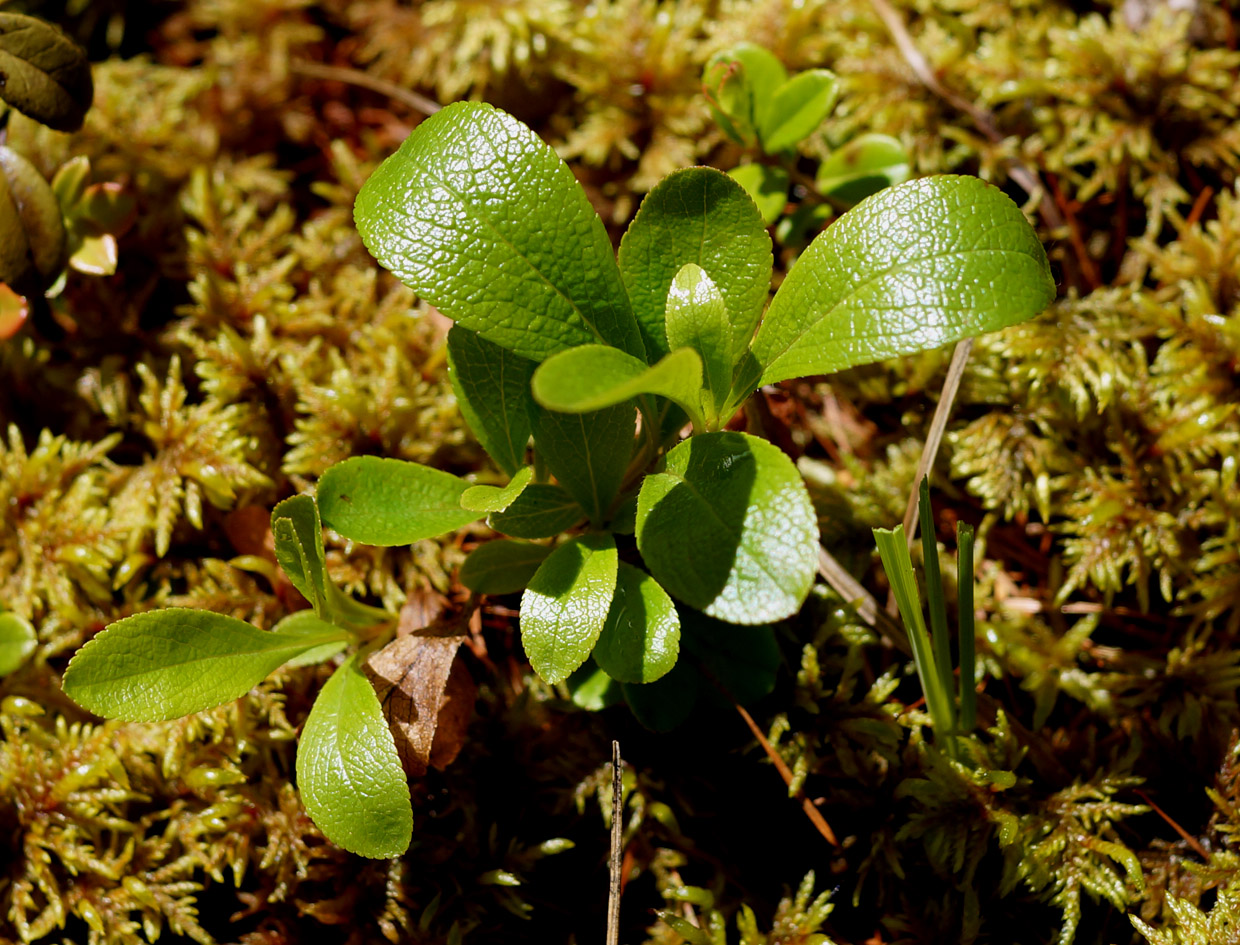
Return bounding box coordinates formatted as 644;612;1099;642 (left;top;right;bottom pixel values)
0;12;133;338
62;100;1053;858
874;477;976;759
702;42;910;236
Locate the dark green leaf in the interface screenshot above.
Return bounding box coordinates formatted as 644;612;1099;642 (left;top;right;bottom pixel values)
531;345;704;427
745;175;1056;387
296;653;413;857
521;533;618;683
759;69;839;153
271;494;328;616
618;167;771;361
272;611;352;668
446;327;535;475
530;402;635;524
0;144;65;288
355;102;645;362
0;13;93;132
62;609;347;721
636;432;817;624
726;163;788;227
622;660;698;731
593;563;680;683
664;264;732;422
318;456;479;546
0;612;36;676
486;483;584;539
460;466;534;513
681;609;780;706
816;133;910;206
459;539;552;595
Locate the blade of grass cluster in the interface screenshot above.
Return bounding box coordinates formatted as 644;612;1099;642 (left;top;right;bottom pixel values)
917;477;954;721
957;522;976;733
874;526;956;755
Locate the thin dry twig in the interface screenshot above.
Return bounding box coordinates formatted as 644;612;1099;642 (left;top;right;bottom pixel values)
290;60;442;115
606;740;623;945
817;546;910;655
1135;788;1209;860
900;337;973;545
733;701;840;847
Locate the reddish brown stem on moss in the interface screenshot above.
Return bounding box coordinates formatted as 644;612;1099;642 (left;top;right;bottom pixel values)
1134;789;1209;860
733;701;841;847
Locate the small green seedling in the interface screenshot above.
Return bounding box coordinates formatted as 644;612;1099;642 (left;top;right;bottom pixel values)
63;101;1053;857
703;43;910;236
874;478;977;760
64;497;406;857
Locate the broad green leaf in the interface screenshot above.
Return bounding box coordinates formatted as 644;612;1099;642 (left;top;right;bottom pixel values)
0;612;36;676
273;610;352;668
459;539;552;595
622;660;698;732
567;661;624;711
593;563;680;684
635;432;817;624
727;163;788;227
355;102;645;363
618;167;772;361
296;653;413;857
520;533;618;683
446;327;536;475
665;264;732;421
702;43;787;147
530;402;635;524
62;609;347;722
318;456;479;546
745;175;1056;388
759;69;839;153
271;494;328;616
816;134;910;206
487;484;584;539
460;466;534;513
0;13;93;132
531;345;704;427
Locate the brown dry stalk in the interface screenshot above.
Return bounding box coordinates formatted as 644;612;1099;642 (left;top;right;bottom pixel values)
290;60;442;115
733;701;841;847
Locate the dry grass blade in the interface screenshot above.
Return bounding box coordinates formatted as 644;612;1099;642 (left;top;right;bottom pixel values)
607;740;623;945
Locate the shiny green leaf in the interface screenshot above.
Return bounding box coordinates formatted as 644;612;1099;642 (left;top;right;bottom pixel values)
593;563;680;683
618;167;771;361
531;345;704;427
318;456;479;546
296;653;413;857
355;102;644;362
726;163;788;227
272;610;352;668
744;175;1056;388
446;327;536;475
460;466;534;513
702;43;787;147
487;483;584;539
759;69;839;153
271;494;328;616
664;264;732;421
520;533;618;684
816;133;910;206
62;609;347;721
459;539;552;595
636;432;817;624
